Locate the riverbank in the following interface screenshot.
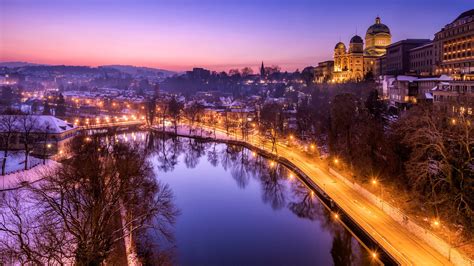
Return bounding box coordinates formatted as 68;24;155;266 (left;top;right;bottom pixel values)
151;124;465;266
0;159;59;191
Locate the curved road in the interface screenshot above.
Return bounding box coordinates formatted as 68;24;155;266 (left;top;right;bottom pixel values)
189;125;452;266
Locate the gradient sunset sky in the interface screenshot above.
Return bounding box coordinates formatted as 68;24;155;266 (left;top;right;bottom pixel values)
0;0;471;71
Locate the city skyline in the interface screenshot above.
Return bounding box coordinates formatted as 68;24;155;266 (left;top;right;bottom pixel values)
0;0;471;71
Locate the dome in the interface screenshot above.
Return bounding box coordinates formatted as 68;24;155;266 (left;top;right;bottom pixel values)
350;35;363;44
335;42;346;49
366;16;390;35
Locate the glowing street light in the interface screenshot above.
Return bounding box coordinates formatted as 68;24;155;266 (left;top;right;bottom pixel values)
372;252;377;259
334;158;339;164
372;179;378;185
46;144;52;149
432;218;441;228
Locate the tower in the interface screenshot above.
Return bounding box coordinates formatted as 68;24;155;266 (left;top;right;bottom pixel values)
260;61;265;78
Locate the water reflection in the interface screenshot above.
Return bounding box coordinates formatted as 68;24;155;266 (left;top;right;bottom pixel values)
116;131;376;265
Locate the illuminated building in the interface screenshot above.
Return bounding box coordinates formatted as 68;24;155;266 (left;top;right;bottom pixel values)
333;16;392;82
314;60;334;83
432;80;474;115
433;9;474;77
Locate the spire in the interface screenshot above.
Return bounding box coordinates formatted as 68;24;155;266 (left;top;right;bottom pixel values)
375;16;381;24
260;61;265;77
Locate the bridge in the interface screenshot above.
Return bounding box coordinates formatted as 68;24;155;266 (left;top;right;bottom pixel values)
79;120;145;133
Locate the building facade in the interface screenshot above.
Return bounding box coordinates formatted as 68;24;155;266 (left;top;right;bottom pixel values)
0;115;79;156
384;39;431;75
333;16;392;82
314;60;334;83
432;80;474;115
433;9;474;76
409;42;435;76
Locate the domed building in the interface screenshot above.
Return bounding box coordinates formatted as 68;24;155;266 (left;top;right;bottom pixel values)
364;16;392;56
332;16;392;82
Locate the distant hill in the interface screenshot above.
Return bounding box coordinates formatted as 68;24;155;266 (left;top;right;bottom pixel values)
101;65;176;77
0;62;176;78
0;61;46;68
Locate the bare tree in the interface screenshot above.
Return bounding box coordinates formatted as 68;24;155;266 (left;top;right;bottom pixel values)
184;102;204;135
241;67;254;77
167;97;183;135
0;137;178;265
0;115;18;175
37;121;54;165
18;114;39;170
260;103;284;153
145;97;157;126
396;105;473;234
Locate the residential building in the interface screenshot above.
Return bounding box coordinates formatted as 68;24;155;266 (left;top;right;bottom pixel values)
380;75;453;108
432;80;474;115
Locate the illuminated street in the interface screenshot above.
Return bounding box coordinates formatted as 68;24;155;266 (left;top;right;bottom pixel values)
191;124;453;265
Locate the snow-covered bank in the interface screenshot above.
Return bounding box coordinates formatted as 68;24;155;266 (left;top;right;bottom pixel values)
1;151;43;175
0;160;59;191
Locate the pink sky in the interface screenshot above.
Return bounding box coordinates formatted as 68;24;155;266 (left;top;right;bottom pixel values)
1;0;469;72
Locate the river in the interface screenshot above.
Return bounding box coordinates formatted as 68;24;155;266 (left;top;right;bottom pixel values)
126;131;376;265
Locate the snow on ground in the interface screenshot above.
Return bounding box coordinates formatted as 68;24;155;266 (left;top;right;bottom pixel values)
1;151;42;175
0;151;59;190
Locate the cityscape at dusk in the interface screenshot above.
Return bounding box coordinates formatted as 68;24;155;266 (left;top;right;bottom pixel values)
0;0;473;265
1;0;472;71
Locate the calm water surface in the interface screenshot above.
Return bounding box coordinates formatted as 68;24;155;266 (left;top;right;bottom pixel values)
130;132;375;265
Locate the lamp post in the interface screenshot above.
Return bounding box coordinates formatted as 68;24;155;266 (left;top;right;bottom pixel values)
372;178;383;209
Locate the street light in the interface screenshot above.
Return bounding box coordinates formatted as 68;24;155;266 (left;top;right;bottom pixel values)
334;158;339;164
432;218;441;228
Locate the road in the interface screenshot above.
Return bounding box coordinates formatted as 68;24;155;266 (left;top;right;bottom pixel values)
185;124;452;266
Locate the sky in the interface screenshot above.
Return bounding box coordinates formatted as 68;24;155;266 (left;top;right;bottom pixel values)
0;0;471;72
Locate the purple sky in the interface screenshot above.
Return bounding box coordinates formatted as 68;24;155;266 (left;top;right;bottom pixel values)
0;0;471;71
